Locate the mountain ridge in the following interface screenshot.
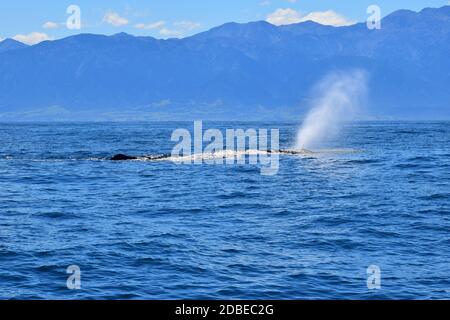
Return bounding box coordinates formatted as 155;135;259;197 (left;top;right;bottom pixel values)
0;38;29;53
1;5;449;121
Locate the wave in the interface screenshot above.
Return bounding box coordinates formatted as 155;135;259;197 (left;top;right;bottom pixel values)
1;156;109;162
1;148;361;162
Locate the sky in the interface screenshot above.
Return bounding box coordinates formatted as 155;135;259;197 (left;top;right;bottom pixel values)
0;0;449;44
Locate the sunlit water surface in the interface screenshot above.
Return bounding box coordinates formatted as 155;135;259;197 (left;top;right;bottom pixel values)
0;121;449;299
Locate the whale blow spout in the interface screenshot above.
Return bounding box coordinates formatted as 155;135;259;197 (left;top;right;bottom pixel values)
295;70;367;150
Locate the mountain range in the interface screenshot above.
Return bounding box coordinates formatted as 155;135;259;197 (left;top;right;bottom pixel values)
0;5;449;120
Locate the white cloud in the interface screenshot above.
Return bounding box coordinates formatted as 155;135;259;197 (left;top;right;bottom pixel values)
42;21;59;29
0;36;4;42
134;21;166;30
103;12;129;27
159;28;183;38
266;8;302;25
139;20;201;38
134;20;200;34
266;8;354;27
13;32;51;45
173;21;201;31
300;10;355;26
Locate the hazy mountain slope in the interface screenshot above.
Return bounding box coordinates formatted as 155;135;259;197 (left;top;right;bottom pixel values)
0;38;28;53
0;6;449;120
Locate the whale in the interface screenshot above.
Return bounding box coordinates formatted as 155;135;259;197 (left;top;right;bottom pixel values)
111;154;138;161
111;153;172;161
110;149;315;161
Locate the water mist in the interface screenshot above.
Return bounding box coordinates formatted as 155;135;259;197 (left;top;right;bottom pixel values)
295;70;367;150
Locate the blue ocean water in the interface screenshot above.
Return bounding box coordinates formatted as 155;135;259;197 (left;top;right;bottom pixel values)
0;121;449;300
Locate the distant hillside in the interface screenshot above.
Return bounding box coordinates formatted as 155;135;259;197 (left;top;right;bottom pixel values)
0;6;449;120
0;38;28;53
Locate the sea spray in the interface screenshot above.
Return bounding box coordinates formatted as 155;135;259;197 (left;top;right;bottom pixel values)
296;70;367;150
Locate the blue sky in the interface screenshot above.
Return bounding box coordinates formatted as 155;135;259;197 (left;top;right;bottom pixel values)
1;0;449;44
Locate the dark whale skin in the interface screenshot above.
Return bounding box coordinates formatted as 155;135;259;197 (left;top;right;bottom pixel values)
111;154;138;161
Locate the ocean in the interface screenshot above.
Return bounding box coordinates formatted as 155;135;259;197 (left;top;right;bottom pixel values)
0;121;449;299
